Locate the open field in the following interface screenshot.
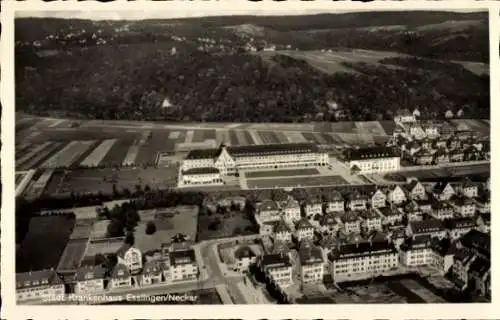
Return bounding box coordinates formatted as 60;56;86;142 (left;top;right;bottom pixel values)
197;211;258;241
80;139;117;167
84;237;125;258
258;49;405;74
41;140;96;168
17;142;67;171
246;175;349;189
245;168;320;179
56;238;89;271
134;205;199;253
16;215;76;272
43;166;179;196
450;119;490;136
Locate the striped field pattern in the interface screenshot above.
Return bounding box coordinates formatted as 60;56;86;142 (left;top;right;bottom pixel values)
42;140;95;168
80;139;117;167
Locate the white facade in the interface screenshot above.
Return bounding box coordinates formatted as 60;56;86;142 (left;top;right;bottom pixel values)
349;157;400;174
300;263;324;283
327;200;344;213
117;246;143;275
180;170;223;187
17;282;65;302
75;278;105;294
387;186;407;205
371;190;387;209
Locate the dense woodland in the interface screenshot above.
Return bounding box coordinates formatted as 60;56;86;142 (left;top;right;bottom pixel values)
15;12;489;122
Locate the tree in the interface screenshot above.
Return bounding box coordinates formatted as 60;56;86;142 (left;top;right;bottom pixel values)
145;221;157;235
107;219;124;238
125;231;135;246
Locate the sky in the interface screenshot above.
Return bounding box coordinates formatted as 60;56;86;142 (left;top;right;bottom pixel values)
15;9;485;21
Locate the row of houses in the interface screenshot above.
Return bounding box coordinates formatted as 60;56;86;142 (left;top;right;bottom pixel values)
256;229;490;300
254;179;489;232
16;241;199;302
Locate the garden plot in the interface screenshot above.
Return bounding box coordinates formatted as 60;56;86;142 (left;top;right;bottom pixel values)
16;141;53;167
248;130;264;145
235;130;251;145
122;131;151;166
41;140;96;168
285;132;308;143
80;139;117;167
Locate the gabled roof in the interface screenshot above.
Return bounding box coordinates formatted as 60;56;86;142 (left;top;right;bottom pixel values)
446;217;476;230
378;206;403;217
16;269;63;289
298;242;323;265
116;244;133;258
234;246;256;260
274;219;291;233
345;146;399;161
359;209;380;220
142;260;164;275
296;218;314;230
261;253;291;268
348;191;368;201
260;200;279;212
75;265;107;281
328;240;397;261
341;211;359;223
433;181;454;194
111;263;131;279
328;190;344;202
409;219;445;234
169;249;196;266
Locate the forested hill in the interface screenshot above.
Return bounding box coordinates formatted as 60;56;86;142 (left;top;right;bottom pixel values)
15;12;489;123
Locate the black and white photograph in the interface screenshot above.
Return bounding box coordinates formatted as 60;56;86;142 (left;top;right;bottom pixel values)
3;1;493;314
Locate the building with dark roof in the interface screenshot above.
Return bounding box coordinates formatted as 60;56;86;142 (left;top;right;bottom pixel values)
141;260;165;286
298;241;324;284
168;248;198;282
233;246;257;272
407;219;446;239
295;218;314;242
344;147;400;174
328;240;398;280
446;217;477;240
260;253;293;287
179;166;223;187
75;265;107;294
109;263;133;289
182;143;329;178
16;269;65;302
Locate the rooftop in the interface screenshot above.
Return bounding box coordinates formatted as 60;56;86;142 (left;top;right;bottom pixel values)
345;146;399;161
16;269;63;289
183;167;220;175
329;240;397;261
261;253;292;268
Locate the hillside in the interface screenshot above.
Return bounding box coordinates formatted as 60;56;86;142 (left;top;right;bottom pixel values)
15;12;489;123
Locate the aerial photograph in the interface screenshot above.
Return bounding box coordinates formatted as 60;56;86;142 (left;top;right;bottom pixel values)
14;9;490;305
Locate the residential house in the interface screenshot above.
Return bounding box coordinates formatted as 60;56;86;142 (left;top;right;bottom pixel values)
429;200;455;220
167;247;198;282
386;185;407;205
468;256;491;298
319;212;341;235
325;191;344;213
434;139;448;149
432;181;455;201
405;180;427;200
389;227;407;249
407;219;446;239
233;246;257;272
75;266;107;294
304;198;323;219
451;196;476;217
298;241;324;284
281;196;301;222
475;191;490;214
452;249;476;290
141;260;164;286
456;229;490;260
370;189;387;209
274;218;292;243
457;179;479;198
416;198;433;212
477;213;490;233
347;191;368;211
464;145;481;161
447;136;461;150
295;218;315;242
413;150;434;165
446;217;477;240
116;245;143;275
359;209;383;233
429;238;455;276
341;211;361;234
399;235;432;267
394;109;416;123
409;124;426;140
378;206;404;226
260;253;293;287
257;200;281;223
422;122;440;138
420;138;432;150
405;141;421;158
109;263;133;289
328;240;398;280
16;269;65;302
434;148;450;165
480;142;490;160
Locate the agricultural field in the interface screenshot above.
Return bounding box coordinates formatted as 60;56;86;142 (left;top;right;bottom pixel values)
80;139;118;167
246;175;349;189
134;205;199;253
16;215;76;272
56;238;89;271
84;237;125;258
17;142;67;171
43;166;179;196
258;49;405;74
245;168;320;179
41;140;96;168
450;119;490;136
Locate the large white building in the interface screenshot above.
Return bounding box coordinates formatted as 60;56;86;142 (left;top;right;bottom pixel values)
345;147;400;174
298;242;324;284
328;240;398;280
260;253;293;287
181;143;329;177
179;167;223;187
74;266;107;294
